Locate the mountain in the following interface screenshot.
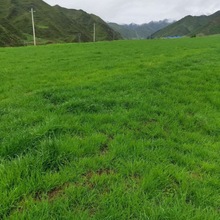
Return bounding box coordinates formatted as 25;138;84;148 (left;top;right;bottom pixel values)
152;11;220;38
0;18;24;46
0;0;121;46
54;6;121;42
108;20;171;39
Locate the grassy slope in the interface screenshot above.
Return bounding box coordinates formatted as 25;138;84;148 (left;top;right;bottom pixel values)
0;37;220;219
0;0;121;45
152;11;220;38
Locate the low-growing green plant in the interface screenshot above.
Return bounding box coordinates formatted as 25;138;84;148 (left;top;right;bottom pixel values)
0;36;220;219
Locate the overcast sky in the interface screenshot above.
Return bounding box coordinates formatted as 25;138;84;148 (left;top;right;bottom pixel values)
44;0;220;24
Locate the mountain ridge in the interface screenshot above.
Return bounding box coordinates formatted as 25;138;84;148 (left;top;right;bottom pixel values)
151;11;220;38
108;20;172;39
0;0;121;46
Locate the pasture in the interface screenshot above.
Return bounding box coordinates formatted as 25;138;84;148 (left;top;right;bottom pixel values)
0;36;220;219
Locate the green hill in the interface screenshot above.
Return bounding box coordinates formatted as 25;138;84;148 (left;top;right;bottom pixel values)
152;11;220;38
0;18;24;46
54;6;121;42
0;0;121;46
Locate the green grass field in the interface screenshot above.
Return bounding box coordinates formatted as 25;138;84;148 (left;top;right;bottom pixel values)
0;36;220;219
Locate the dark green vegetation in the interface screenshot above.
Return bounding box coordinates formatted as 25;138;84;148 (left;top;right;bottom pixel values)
0;0;121;47
108;20;171;39
0;18;24;46
0;36;220;219
152;10;220;38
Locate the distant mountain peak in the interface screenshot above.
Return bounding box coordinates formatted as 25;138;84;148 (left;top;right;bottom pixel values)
108;20;172;39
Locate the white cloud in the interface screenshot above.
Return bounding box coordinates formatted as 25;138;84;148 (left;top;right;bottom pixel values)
44;0;220;24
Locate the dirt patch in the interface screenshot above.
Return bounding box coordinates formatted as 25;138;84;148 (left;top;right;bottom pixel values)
99;134;114;155
34;183;70;202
